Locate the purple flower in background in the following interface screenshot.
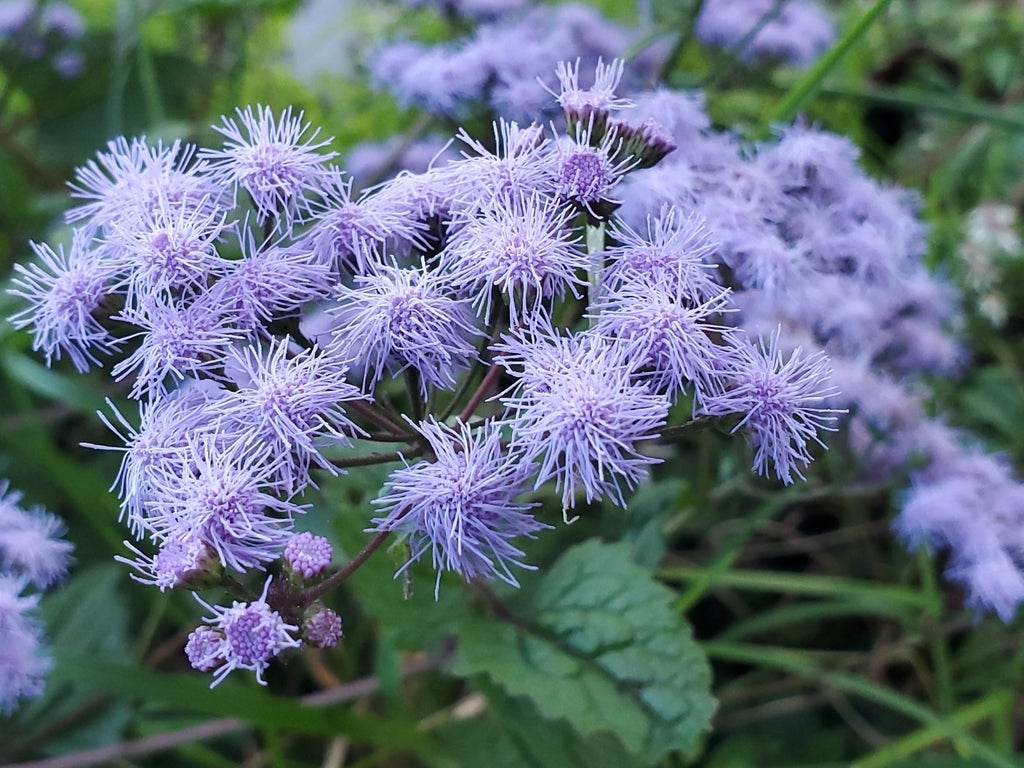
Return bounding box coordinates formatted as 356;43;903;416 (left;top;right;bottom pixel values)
193;578;301;686
498;323;670;508
696;0;835;66
0;485;73;590
9;231;120;372
200;105;336;230
372;419;546;595
702;329;841;484
441;192;587;323
327;261;481;395
0;485;72;713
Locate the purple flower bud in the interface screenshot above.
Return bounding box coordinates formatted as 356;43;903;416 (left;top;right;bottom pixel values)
185;626;225;673
304;607;343;648
284;532;333;579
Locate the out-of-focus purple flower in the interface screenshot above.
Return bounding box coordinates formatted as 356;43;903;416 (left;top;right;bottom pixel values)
0;589;50;713
696;0;835;67
327;261;481;395
702;329;841;484
371;419;546;595
0;485;73;590
193;578;301;686
303;607;343;648
403;0;527;20
441;192;587;324
498;322;670;508
200;105;336;231
9;231;121;373
283;533;333;579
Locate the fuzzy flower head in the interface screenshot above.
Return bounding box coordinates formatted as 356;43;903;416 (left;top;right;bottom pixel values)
702;329;842;484
67;137;219;232
441;193;587;324
371;419;547;596
200;105;336;230
497;322;670;508
193;578;301;686
304;607;343;648
328;261;481;395
9;232;121;372
552;121;636;218
218;339;366;491
545;58;631;135
0;487;74;590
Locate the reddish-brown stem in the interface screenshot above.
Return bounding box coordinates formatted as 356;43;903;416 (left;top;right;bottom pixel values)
300;530;393;605
346;399;410;436
330;447;421;470
458;362;504;424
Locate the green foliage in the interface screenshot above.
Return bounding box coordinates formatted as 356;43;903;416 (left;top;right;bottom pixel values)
453;540;715;762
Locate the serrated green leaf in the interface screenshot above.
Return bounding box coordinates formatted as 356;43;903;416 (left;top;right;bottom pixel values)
452;540;715;762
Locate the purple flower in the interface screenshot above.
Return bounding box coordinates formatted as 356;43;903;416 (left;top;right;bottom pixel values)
327;261;481;395
284;532;333;579
589;282;736;402
144;436;306;573
701;329;841;484
0;485;74;590
199;105;336;230
497;322;670;508
0;595;50;713
303;169;429;273
603;206;722;301
696;0;835;66
207;225;332;332
544;57;631;130
104;191;230;307
8;231;121;372
118;538;213;591
371;419;546;595
445;119;552;214
441;192;587;324
112;295;241;400
218;339;366;491
193;578;301;686
67;137;219;232
553;121;636;217
303;607;343;648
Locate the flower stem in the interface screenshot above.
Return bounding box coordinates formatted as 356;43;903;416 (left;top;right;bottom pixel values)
300;531;393;605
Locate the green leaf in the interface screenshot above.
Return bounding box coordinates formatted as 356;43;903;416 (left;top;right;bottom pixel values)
452;540;715;762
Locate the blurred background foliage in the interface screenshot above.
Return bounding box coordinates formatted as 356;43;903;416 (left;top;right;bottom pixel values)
2;0;1024;766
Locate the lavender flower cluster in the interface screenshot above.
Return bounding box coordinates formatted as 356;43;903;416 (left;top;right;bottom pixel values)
9;61;841;685
695;0;836;66
614;88;1024;621
0;483;72;712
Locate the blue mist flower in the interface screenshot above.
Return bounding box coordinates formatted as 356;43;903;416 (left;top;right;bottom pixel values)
702;329;841;484
200;105;336;230
327;260;481;395
498;322;670;508
192;578;301;686
0;485;74;590
8;230;121;372
441;192;587;324
371;419;546;596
